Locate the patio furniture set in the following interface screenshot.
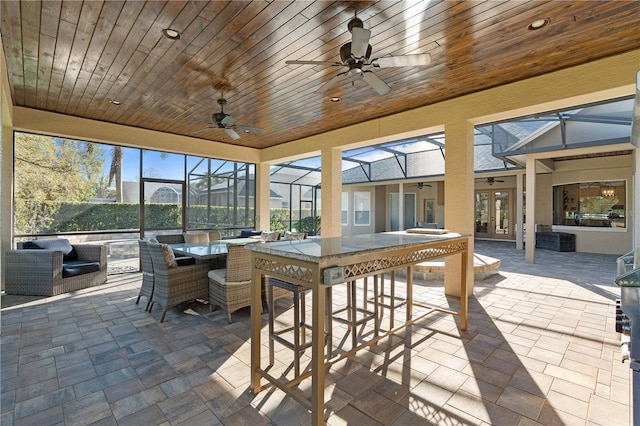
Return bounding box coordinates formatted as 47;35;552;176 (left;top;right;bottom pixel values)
138;230;306;322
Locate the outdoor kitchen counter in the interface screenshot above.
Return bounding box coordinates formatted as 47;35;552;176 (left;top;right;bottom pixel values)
246;232;471;425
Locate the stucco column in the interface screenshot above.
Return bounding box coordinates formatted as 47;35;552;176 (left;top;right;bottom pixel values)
254;162;271;231
320;147;342;238
525;156;537;263
398;183;404;231
632;70;640;251
1;36;13;292
516;173;524;250
444;121;474;297
634;146;640;251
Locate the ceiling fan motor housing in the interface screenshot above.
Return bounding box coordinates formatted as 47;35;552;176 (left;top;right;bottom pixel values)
213;112;227;126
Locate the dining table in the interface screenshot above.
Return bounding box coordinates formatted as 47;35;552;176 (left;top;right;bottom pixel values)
245;232;471;425
168;238;259;269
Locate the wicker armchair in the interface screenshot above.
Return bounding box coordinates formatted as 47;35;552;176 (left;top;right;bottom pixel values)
208;244;257;323
5;240;107;296
147;242;209;322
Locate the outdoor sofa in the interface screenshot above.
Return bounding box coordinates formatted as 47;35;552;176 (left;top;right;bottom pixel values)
5;238;107;296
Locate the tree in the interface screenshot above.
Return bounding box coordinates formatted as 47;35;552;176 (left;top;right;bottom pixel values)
14;133;105;234
108;146;123;202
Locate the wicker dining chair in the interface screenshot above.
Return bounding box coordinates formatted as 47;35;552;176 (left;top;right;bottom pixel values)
155;234;185;244
208;231;222;241
136;239;155;311
208;243;256;323
147;242;210;322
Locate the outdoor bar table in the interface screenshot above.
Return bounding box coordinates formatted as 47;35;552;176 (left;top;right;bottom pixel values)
246;232;470;425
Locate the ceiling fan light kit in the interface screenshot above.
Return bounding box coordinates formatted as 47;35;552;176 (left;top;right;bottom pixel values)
285;16;431;96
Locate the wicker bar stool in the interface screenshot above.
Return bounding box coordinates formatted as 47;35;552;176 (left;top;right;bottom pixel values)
367;271;407;331
333;276;379;350
267;231;332;377
267;278;333;378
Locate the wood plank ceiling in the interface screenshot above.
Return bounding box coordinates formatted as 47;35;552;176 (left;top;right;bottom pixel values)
1;1;639;150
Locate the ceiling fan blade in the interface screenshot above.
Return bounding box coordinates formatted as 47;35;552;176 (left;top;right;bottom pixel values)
373;53;431;68
223;128;240;140
192;126;214;135
350;27;371;58
315;72;347;93
233;125;265;134
221;115;235;126
286;60;342;66
362;71;391;95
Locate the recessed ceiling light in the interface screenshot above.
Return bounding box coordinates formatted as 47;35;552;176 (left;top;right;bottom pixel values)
330;97;341;102
527;19;549;30
162;28;181;40
110;100;121;105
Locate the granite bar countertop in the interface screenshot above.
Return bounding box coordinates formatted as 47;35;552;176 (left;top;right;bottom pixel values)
245;232;468;263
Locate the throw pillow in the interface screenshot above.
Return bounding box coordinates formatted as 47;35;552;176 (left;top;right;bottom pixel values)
260;231;281;242
283;231;306;240
160;244;178;268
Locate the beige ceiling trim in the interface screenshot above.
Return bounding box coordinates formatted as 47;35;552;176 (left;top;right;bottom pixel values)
12;107;260;163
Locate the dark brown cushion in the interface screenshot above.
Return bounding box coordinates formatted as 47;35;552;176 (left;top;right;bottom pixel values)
62;260;100;278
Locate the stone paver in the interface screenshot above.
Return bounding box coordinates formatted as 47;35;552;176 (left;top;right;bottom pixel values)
0;241;629;424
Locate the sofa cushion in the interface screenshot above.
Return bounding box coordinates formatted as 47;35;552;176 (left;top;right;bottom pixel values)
23;238;78;261
62;260;100;278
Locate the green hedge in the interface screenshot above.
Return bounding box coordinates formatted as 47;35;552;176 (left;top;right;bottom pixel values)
16;201;320;234
18;202;257;233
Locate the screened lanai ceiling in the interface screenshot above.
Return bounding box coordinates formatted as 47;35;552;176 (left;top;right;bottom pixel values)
2;1;639;149
271;96;635;185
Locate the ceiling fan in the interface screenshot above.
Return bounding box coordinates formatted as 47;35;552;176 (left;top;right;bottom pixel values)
193;97;264;140
285;16;431;95
409;182;432;190
477;177;505;186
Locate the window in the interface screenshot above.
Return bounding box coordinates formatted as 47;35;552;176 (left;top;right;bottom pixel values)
553;181;626;228
425;199;435;223
13;131;256;238
151;186;180;204
341;192;348;225
354;192;371;226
